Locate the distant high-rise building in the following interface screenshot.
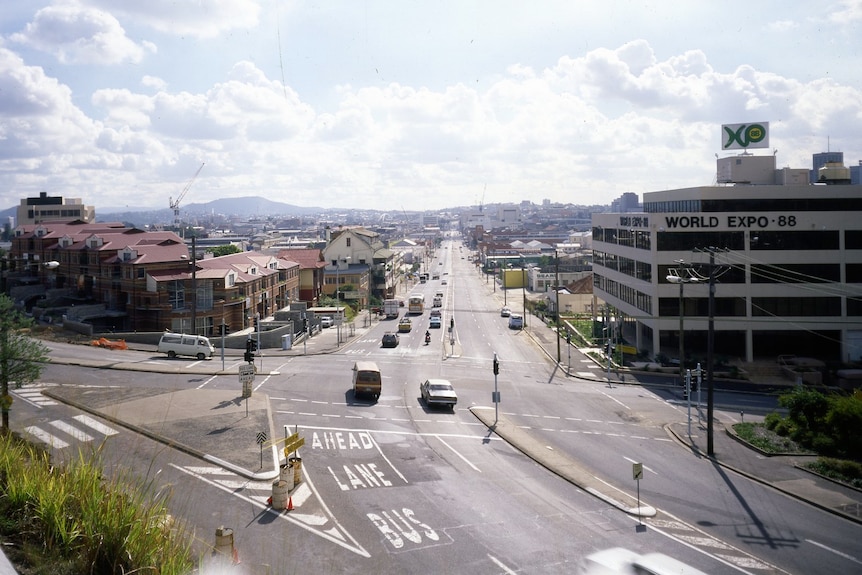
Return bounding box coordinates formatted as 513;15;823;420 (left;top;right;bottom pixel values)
16;192;95;225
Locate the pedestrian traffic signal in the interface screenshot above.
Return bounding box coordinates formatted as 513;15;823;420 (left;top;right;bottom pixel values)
244;350;253;363
493;357;500;375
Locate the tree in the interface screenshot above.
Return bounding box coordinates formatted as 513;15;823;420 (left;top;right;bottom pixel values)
207;244;242;257
1;294;50;431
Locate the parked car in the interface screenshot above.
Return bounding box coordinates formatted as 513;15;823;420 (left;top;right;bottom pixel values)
419;378;458;410
508;314;523;329
320;316;333;328
398;317;412;332
429;316;442;329
381;332;400;348
500;307;511;317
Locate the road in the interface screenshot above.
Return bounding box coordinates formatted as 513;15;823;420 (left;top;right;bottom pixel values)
11;234;861;574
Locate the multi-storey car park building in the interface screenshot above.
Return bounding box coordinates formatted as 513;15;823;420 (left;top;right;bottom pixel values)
591;153;862;367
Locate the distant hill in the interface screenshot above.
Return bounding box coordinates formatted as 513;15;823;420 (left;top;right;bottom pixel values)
182;196;323;218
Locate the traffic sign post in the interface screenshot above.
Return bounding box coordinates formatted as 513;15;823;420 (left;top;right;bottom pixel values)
632;462;644;529
239;364;255;414
256;431;268;469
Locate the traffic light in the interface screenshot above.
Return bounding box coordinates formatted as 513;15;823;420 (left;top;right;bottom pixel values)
246;338;257;352
493;357;500;375
244;350;253;363
303;317;308;333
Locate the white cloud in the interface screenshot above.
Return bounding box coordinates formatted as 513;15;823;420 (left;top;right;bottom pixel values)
9;3;155;65
0;9;861;213
89;0;261;39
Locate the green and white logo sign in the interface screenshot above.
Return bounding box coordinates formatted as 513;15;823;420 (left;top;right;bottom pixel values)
722;122;769;150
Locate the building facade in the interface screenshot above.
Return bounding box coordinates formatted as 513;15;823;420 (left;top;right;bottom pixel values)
6;221;300;336
592;165;862;365
16;193;95;225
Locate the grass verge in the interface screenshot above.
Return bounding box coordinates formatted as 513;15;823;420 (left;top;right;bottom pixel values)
0;431;196;575
732;422;861;490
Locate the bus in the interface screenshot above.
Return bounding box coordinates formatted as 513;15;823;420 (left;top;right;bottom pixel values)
407;294;425;315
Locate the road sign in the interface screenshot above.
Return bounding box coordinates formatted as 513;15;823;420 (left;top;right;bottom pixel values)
283;432;305;455
632;462;643;481
239;364;255;384
256;431;268;445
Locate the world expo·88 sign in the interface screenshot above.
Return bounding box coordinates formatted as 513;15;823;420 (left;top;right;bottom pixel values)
722;122;769;150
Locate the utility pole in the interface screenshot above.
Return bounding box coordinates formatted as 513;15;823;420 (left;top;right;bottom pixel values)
706;249;716;456
554;252;561;364
684;247;727;456
190;235;197;334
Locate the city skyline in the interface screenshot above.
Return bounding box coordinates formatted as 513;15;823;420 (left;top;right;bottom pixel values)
2;1;861;212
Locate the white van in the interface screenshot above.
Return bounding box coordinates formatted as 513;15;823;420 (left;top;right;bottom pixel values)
157;333;215;360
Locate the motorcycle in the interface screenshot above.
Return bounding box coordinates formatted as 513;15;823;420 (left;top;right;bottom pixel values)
425;332;431;345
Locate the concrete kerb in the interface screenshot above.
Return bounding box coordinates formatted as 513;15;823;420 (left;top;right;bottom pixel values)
470;406;656;519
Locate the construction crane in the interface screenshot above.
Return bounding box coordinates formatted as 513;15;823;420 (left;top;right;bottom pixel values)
170;162;205;233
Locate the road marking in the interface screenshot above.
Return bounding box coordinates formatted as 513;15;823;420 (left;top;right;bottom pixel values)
645;512;787;574
24;426;69;448
72;415;119;436
806;539;862;565
172;464;369;557
11;383;58;407
49;420;94;442
488;554;518;574
435;436;481;472
602;392;631;410
195;375;220;389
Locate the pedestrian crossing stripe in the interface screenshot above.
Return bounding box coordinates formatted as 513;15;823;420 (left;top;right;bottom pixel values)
11;383;58;407
646;512;786;573
24;425;69;449
23;416;119;450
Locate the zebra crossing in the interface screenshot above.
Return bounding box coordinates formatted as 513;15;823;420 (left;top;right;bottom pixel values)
24;414;120;450
11;382;59;408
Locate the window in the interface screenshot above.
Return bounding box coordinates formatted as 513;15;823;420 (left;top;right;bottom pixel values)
168;280;185;310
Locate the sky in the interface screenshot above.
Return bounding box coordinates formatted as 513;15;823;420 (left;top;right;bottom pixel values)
1;1;861;214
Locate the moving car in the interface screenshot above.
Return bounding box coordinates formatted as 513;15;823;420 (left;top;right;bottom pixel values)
508;314;523;329
398;317;412;332
419;379;458;410
429;308;442;318
429;316;442;329
500;307;511;317
381;332;399;348
320;316;333;328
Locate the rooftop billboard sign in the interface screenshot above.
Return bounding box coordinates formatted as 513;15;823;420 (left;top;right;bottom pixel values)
722;122;769;150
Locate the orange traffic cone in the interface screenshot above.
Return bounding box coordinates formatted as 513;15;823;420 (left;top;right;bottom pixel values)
266;496;272;506
232;548;240;564
286;496;294;511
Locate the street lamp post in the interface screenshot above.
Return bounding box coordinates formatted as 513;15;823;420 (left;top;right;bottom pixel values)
667;262;700;404
554;250;561;364
521;256;527;329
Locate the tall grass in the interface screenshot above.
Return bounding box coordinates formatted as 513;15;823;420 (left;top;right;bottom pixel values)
0;432;197;574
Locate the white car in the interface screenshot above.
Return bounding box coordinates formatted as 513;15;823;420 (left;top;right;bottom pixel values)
500;307;511;317
320;316;333;328
420;378;458;410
